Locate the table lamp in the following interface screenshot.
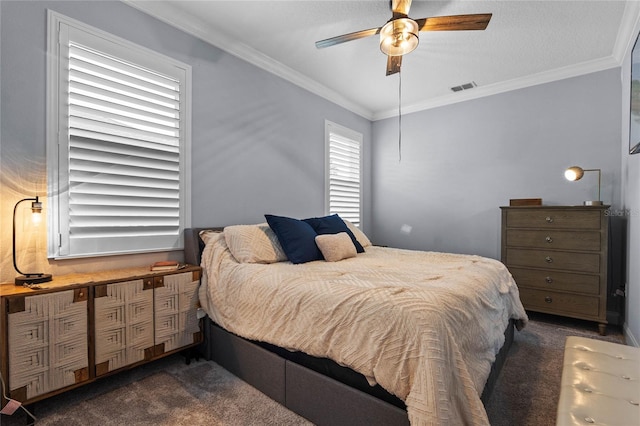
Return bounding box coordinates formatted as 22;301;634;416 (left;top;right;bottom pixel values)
13;195;52;285
564;166;603;206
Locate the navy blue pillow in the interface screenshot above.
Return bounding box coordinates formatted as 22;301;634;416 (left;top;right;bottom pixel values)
303;214;364;253
265;214;323;264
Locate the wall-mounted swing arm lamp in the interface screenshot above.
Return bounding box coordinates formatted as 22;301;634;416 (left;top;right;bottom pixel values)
13;196;52;286
564;166;603;206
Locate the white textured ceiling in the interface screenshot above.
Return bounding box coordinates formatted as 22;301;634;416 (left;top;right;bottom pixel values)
126;1;640;120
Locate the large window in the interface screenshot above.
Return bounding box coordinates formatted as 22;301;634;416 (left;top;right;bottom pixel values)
47;12;191;258
325;120;363;227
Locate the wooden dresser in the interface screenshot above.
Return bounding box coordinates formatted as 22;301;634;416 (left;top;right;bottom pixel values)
500;206;609;334
0;265;202;406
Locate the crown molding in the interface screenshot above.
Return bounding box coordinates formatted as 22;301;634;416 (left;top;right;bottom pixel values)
377;0;640;121
612;0;640;62
373;56;621;121
123;0;375;120
125;0;639;123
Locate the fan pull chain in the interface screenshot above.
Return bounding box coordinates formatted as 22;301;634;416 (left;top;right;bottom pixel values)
398;68;402;162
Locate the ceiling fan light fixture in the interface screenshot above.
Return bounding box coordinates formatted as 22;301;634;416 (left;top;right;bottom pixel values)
380;18;419;56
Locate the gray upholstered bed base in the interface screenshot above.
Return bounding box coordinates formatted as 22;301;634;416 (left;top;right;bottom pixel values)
185;227;513;425
201;318;514;426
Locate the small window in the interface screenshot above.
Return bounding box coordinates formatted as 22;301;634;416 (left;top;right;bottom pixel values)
325;120;363;226
47;11;191;258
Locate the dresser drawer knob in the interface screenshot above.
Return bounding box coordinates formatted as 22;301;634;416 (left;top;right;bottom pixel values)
545;276;553;284
545;216;554;223
545;256;553;263
545;296;553;303
545;236;553;243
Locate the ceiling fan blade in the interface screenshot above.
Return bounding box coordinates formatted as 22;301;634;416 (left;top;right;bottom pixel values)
386;55;402;76
315;28;380;49
392;0;412;16
415;13;492;32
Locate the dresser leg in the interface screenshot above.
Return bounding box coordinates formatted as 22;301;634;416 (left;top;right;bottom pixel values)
598;323;607;336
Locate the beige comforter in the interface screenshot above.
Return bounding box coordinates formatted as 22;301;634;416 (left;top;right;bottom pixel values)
199;233;527;425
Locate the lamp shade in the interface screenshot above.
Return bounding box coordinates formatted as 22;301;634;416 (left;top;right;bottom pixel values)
564;166;584;181
380;18;419;56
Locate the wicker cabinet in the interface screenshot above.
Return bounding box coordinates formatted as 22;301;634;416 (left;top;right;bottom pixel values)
1;266;202;406
93;271;201;377
5;289;89;402
500;206;609;334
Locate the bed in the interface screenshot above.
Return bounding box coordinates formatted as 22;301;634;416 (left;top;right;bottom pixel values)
185;217;527;426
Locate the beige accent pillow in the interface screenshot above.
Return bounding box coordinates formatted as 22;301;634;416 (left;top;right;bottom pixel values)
343;219;372;247
224;224;287;264
315;232;357;262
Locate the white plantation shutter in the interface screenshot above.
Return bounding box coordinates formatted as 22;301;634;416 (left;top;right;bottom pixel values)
48;13;191;258
326;121;362;226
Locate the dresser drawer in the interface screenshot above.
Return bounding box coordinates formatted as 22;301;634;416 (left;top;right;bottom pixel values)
506;229;600;251
519;287;600;317
505;248;600;273
505;209;601;230
508;267;600;295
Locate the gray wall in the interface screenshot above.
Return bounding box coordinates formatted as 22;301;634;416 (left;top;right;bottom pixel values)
621;29;640;346
371;69;622;260
0;0;371;281
189;55;371;227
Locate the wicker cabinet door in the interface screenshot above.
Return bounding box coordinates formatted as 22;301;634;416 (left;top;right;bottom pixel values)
153;271;202;355
94;279;154;376
7;289;89;402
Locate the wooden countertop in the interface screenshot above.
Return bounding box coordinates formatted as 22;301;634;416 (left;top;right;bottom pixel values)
0;265;200;297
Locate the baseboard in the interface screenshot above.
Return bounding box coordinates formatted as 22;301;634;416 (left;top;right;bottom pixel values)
623;323;639;347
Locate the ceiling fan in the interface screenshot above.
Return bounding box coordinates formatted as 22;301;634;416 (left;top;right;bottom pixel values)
315;0;492;76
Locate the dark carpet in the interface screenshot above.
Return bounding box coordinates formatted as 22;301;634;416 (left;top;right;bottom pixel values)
1;313;625;425
485;312;625;426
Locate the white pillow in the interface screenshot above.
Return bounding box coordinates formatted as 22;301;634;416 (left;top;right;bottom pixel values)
315;232;357;262
224;224;287;264
343;219;372;248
